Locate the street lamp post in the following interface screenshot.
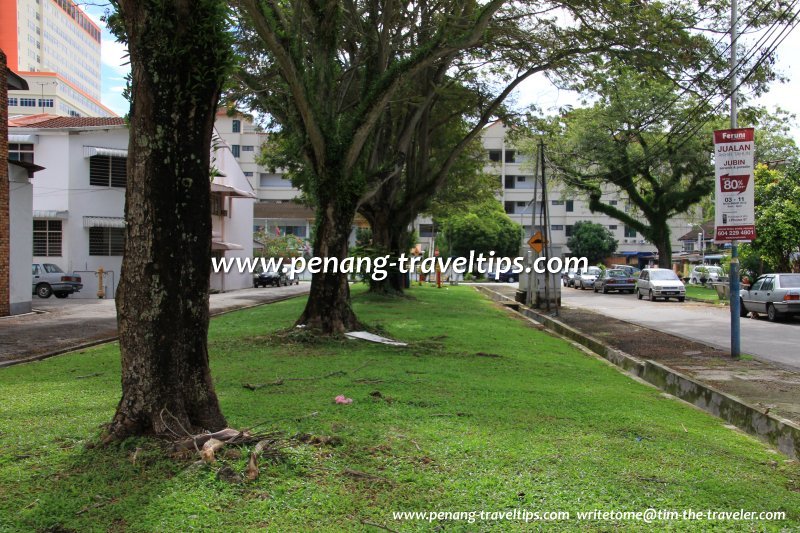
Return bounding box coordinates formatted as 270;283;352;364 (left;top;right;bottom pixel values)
689;223;705;265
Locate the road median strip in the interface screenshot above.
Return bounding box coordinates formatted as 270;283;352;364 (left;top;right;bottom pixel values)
476;285;800;460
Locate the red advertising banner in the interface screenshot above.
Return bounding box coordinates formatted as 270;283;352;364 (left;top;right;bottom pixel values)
714;128;755;243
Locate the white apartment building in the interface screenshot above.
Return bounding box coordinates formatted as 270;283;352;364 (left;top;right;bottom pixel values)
213;113;697;265
214;110;317;240
2;0;115;117
8;115;255;297
484;121;697;266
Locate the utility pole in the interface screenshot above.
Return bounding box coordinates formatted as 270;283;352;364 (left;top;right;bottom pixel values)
730;0;741;359
527;143;540;307
539;138;552;313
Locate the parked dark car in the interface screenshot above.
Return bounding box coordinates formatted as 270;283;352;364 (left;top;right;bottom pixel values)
739;273;800;322
253;268;288;287
593;269;636;294
488;268;519;283
610;264;641;277
32;263;82;298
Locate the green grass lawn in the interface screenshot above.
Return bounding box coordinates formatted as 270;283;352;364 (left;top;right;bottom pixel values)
685;284;723;302
0;285;798;531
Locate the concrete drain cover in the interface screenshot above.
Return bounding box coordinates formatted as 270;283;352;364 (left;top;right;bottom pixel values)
683;350;702;356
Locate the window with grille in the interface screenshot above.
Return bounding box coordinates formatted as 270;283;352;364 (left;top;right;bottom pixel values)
89;227;125;256
624;225;637;238
231;145;240;158
211;193;225;216
89;155;127;187
9;143;34;163
33;220;62;256
232;120;241;133
566;200;574;212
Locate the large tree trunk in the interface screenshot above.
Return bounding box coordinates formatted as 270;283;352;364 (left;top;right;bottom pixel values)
363;209;407;295
106;0;230;439
296;199;359;333
650;220;673;269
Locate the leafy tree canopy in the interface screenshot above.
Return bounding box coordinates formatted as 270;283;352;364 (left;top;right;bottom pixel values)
742;163;800;273
566;221;618;264
440;200;523;260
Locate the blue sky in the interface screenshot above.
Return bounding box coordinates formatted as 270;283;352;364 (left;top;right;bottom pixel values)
84;6;800;142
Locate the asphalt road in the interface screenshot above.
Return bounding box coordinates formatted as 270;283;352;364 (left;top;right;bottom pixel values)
559;285;800;370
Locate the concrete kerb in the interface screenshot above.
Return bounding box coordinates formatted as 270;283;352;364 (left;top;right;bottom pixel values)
0;292;306;369
475;285;800;460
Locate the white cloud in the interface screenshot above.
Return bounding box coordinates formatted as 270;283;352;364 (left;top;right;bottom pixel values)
102;39;130;77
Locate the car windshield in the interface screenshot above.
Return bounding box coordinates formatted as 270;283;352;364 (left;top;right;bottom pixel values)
607;270;627;278
585;267;602;275
779;274;800;288
650;270;679;281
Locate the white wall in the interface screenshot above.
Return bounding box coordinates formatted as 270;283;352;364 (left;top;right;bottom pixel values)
24;124;254;297
28;127;128;297
210;132;256;292
8;165;33;314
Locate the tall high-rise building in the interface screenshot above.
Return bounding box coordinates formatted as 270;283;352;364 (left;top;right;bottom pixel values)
1;0;115;117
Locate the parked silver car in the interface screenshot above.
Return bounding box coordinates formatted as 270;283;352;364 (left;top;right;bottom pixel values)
576;266;603;290
689;265;724;285
636;268;685;302
739;273;800;322
32;263;83;298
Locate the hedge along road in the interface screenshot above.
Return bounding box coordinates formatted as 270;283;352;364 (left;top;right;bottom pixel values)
560;287;800;370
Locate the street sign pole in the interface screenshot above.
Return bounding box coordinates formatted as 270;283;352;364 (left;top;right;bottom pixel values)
730;0;741;359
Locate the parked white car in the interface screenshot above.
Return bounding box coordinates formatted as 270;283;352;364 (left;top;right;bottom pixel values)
689;265;724;284
32;263;83;299
739;273;800;322
575;266;603;290
636;268;686;302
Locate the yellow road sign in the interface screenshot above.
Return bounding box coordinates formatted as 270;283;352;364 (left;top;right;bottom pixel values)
528;231;546;253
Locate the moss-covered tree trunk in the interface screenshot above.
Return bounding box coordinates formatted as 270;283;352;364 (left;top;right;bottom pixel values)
362;206;408;294
296;188;359;332
649;222;673;269
106;0;231;439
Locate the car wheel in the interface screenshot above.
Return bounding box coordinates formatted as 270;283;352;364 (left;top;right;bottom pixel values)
508;276;516;283
649;290;656;302
678;297;685;302
767;304;781;322
593;285;598;293
602;286;608;294
637;289;643;300
54;292;69;298
36;283;52;298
